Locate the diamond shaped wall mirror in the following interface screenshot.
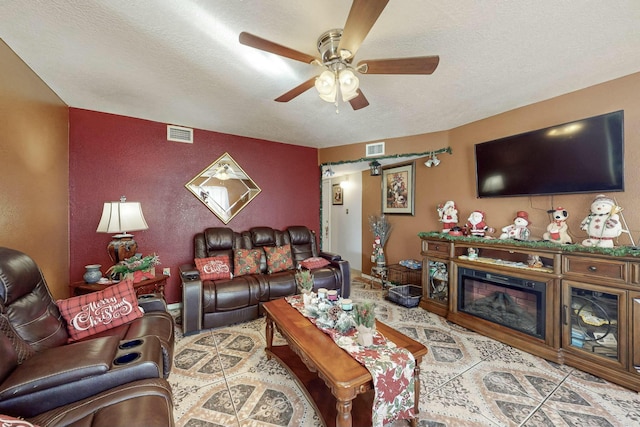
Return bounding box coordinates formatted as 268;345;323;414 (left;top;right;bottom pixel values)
185;152;261;224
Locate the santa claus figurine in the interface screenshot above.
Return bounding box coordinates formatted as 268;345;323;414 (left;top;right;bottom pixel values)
500;211;532;240
437;200;458;232
580;194;625;248
465;210;494;238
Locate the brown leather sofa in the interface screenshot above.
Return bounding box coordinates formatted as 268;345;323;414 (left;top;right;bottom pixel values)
180;225;350;334
0;247;175;426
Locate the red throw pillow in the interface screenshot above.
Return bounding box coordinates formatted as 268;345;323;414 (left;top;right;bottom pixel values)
264;244;294;274
194;256;232;280
57;280;143;342
300;256;331;270
234;248;262;277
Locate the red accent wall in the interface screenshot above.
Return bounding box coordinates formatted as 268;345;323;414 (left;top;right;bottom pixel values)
69;108;320;303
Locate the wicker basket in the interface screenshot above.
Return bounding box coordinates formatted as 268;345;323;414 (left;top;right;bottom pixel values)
387;264;422;286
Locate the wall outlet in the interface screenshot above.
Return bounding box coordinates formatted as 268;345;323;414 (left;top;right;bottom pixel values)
163;267;171;277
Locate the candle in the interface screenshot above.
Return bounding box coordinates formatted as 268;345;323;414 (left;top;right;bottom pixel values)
341;298;353;311
317;288;328;299
327;290;338;301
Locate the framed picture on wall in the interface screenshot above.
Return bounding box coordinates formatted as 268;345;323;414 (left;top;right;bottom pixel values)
332;184;343;205
382;161;415;215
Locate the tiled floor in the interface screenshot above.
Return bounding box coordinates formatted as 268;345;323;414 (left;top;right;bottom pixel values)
169;279;640;427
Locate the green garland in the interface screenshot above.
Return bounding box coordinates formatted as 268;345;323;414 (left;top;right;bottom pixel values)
320;147;452;169
107;254;160;275
417;231;640;257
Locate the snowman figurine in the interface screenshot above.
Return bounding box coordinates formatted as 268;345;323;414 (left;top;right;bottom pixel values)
437;201;458;232
500;211;531;240
580;194;625;248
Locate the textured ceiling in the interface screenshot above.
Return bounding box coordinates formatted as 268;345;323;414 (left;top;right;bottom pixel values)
2;1;640;149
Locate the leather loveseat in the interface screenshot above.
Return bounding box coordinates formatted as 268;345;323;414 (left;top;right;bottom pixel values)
0;247;175;426
180;225;350;334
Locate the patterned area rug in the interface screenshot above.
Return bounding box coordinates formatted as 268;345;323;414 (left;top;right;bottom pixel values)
169;277;640;427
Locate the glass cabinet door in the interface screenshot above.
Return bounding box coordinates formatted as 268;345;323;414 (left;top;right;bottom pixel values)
427;259;449;304
563;280;627;368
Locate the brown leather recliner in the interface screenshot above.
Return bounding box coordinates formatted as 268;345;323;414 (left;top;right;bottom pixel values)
0;247;175;425
180;225;350;334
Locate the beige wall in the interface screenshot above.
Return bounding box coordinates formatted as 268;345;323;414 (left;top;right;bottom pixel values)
0;39;69;299
320;72;640;272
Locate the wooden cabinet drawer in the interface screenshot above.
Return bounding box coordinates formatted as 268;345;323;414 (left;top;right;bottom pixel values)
563;255;627;283
426;240;451;257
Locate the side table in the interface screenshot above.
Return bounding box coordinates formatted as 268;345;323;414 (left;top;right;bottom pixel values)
69;274;169;297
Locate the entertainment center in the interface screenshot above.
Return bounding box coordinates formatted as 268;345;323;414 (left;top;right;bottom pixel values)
419;233;640;392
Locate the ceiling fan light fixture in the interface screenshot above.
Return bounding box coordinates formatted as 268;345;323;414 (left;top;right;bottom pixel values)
319;89;337;103
339;69;358;91
315;70;337;102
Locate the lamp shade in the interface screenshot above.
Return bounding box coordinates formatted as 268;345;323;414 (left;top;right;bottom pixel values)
338;69;359;101
96;201;148;235
315;70;337;103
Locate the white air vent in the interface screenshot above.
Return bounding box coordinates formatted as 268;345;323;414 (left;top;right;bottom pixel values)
167;125;193;143
366;142;385;157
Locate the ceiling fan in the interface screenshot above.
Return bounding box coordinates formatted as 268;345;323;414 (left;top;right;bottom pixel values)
239;0;439;111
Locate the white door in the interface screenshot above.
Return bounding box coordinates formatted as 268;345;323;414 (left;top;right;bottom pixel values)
321;179;332;252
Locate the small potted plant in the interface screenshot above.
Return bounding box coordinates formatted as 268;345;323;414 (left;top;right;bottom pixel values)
295;269;314;306
353;301;376;346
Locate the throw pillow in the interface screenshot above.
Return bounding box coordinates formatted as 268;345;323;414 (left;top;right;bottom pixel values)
57;280;143;342
300;256;331;270
264;244;294;274
195;255;232;280
234;248;262;277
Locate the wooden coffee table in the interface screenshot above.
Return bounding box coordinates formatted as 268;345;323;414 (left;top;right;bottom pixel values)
263;298;428;427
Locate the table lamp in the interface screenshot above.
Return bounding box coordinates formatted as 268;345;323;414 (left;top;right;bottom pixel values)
96;196;149;264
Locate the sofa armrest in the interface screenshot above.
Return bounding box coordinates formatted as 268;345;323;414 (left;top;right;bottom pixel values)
0;336;118;401
180;264;200;281
0;336;165;418
137;294;168;312
180;264;203;335
332;258;351;298
319;251;342;262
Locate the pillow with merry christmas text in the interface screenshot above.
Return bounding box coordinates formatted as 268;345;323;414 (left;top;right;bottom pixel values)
57;280;143;342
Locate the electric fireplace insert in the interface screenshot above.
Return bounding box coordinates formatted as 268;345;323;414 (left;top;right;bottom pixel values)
457;267;546;339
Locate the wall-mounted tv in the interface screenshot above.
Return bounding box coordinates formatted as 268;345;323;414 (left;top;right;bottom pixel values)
475;110;624;198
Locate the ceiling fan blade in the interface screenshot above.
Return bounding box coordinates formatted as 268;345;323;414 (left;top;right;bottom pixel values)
239;32;317;64
349;89;369;110
338;0;389;59
274;77;316;102
357;56;440;75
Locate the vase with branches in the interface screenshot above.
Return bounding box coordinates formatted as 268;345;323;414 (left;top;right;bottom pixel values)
369;214;392;267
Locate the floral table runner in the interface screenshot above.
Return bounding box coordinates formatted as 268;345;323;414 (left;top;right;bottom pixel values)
285;295;415;427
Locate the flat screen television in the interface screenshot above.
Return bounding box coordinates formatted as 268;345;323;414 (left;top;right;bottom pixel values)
475;110;624;198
